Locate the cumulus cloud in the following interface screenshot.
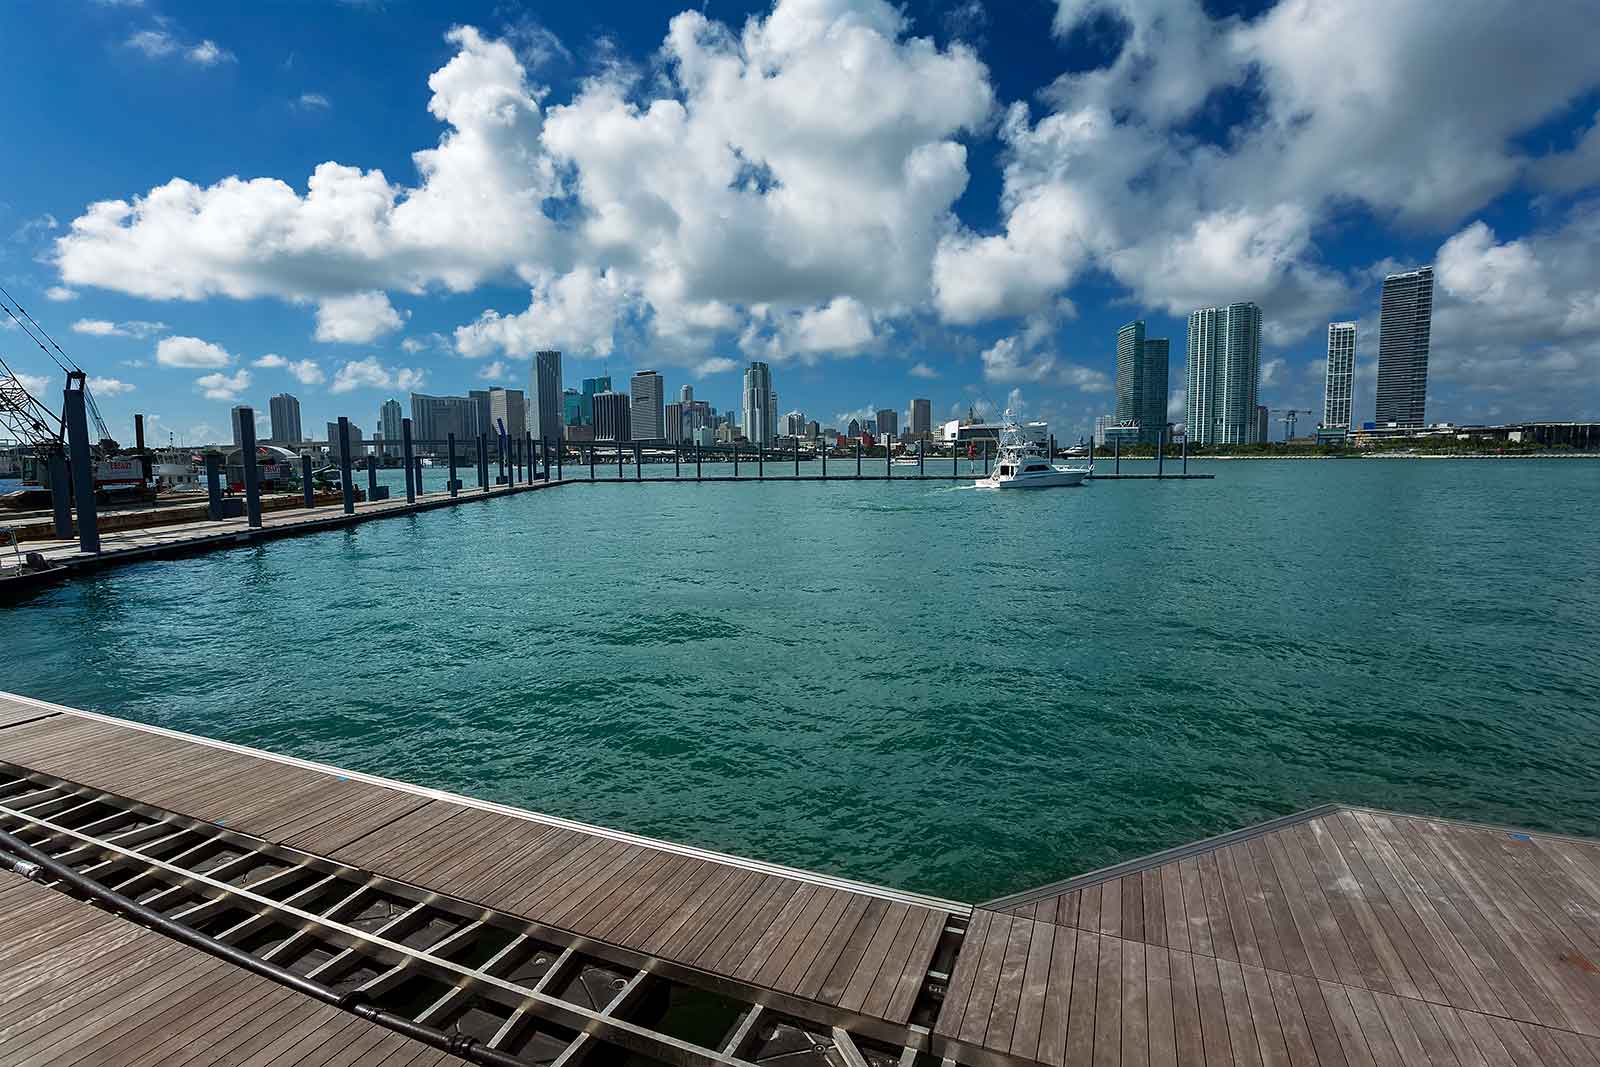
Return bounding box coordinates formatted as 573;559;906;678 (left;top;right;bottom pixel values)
156;335;232;368
195;369;250;400
91;377;135;396
330;356;425;394
315;290;404;343
477;360;508;381
295;92;332;111
692;356;738;377
454;268;627;359
125;29;234;66
909;361;940;379
253;353;325;384
71;318;169;338
45;287;76;302
935;0;1600;342
61;27;560;313
980;335;1111;393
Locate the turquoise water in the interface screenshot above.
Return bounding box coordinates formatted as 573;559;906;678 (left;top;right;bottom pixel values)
3;459;1598;902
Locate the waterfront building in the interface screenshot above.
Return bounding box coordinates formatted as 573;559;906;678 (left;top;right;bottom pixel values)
529;350;563;441
468;389;492;438
864;418;877;436
692;426;716;446
663;402;684;443
409;393;477;453
230;405;250;449
680;384;693;404
910;398;931;438
782;410;807;437
325;420;364;462
1255;404;1270;444
875;408;898;439
1116;320;1170;445
630;370;664;440
593;390;632;442
805;420;820;440
1375;266;1434;428
268;393;302;445
1324;322;1357;435
489;388;526;441
576;376;611;427
742;362;774;445
847;418;861;439
1185;302;1262;445
562;389;583;428
378;398;403;457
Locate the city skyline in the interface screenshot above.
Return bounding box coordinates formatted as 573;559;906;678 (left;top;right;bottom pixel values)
5;2;1596;447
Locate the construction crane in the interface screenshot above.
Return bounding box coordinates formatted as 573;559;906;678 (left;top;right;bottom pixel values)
0;284;115;450
1274;408;1314;442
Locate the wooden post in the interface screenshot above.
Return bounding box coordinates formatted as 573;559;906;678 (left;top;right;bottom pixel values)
62;382;101;552
589;443;595;480
696;445;701;481
821;441;827;478
238;407;262;528
1157;426;1165;478
634;443;641;480
338;417;355;514
301;455;314;508
1181;431;1187;474
758;442;764;480
856;440;862;477
734;444;739;477
555;436;562;481
1114;436;1120;475
618;439;624;479
402;418;416;503
675;443;680;479
919;438;924;476
794;440;799;477
48;450;71;536
448;434;458;496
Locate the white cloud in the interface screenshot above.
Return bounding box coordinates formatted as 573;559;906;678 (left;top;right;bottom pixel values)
195;369;250;401
156;335;233;368
45;286;77;302
186;40;234;66
91;376;135;396
71;318;168;338
980;335;1112;393
63;27;561;316
125;30;178;58
252;353;326;384
15;373;52;395
295;92;332;111
693;356;738;377
329;356;425;394
253;354;288;368
454;268;627;359
314;290;404;343
909;361;940;379
125;29;233;66
477;360;508;381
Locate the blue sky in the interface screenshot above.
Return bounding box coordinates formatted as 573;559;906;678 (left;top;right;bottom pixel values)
3;0;1598;446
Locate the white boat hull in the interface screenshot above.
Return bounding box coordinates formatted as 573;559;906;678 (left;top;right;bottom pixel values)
975;466;1090;489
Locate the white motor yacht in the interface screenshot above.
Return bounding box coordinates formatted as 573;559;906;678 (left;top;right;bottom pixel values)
975;411;1091;489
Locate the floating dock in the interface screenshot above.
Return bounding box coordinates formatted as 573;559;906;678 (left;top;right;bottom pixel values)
3;690;1599;1065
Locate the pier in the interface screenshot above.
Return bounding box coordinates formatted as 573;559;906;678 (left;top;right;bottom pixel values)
4;690;1600;1065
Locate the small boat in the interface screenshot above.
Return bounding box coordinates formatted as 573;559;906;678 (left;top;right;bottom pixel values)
891;455;921;467
975;411;1091;489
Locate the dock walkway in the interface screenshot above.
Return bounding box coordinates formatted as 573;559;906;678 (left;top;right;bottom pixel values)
4;689;1599;1065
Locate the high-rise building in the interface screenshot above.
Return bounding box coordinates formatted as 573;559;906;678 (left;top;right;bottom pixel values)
409;393;477;453
231;405;250;449
468;389;492;438
805;420;820;439
910;398;931;438
1323;322;1356;433
325;420;364;462
1374;266;1433;428
1255;405;1270;445
529;350;563;442
875;408;898;439
592;391;631;442
663;402;684;443
578;376;611;427
742;362;773;444
379;398;404;457
489;388;526;441
629;370;664;440
1185;302;1262;445
1116;321;1171;445
680;384;694;404
782;410;807;437
268;393;302;445
562;389;582;428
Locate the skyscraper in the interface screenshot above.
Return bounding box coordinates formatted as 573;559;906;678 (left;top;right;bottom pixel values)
663;402;684;443
742;362;773;444
1323;322;1356;434
1374;267;1434;428
409;393;477;452
592;391;631;442
230;405;250;449
910;398;931;438
268;393;302;445
529;350;563;442
629;370;664;440
1116;320;1170;444
875;408;898;439
782;411;807;437
1255;405;1270;445
680;384;694;404
1185;302;1262;445
578;376;611;426
489;388;526;440
325;421;364;461
562;389;583;428
379;398;403;457
468;389;492;438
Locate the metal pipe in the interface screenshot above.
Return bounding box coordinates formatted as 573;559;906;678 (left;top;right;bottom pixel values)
0;828;526;1067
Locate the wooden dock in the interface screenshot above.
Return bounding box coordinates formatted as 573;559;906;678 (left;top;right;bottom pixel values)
5;689;1599;1065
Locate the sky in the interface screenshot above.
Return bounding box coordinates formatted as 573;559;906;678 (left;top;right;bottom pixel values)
2;0;1598;447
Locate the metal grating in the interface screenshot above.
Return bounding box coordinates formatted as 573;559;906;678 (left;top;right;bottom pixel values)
0;764;952;1067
